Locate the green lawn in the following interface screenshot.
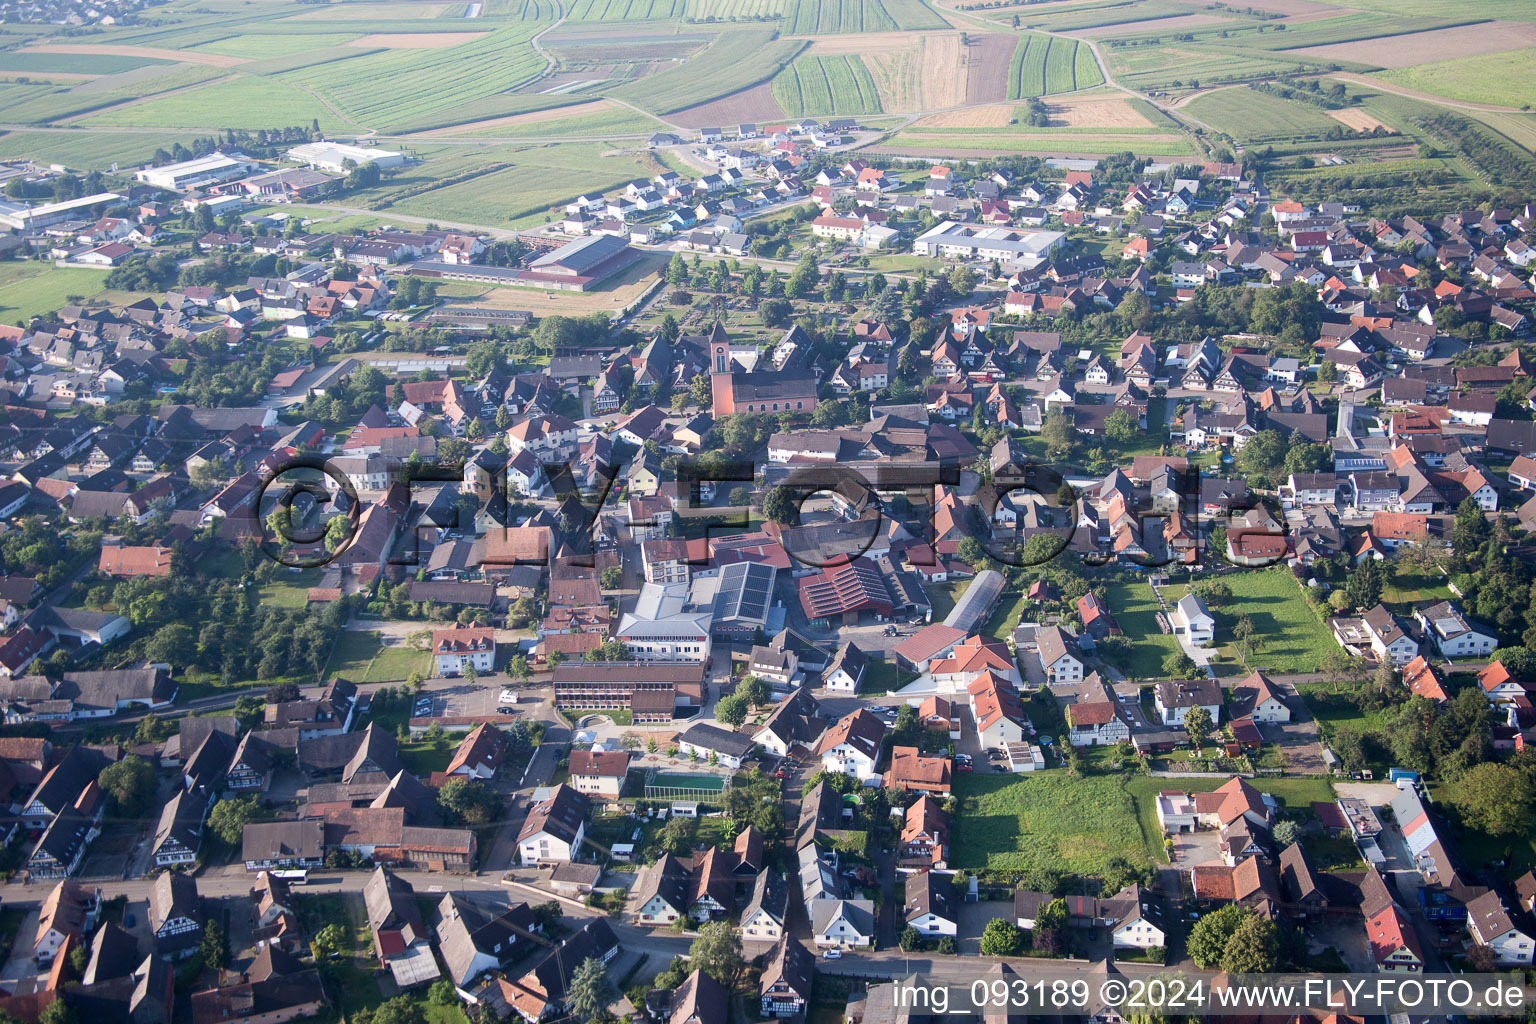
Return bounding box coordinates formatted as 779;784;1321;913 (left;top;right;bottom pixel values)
0;265;111;324
1104;583;1183;680
257;570;320;610
1379;563;1453;613
1124;775;1336;863
950;771;1156;874
927;579;968;625
1206;569;1340;676
325;630;432;683
399;739;453;777
981;587;1028;642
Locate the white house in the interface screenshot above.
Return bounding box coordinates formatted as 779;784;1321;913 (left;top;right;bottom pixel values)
813;709;885;783
823;642;867;692
1414;601;1497;659
810;898;875;948
433;626;495;676
1170;593;1215;647
1035;626;1084;685
1155;678;1223;728
1229;671;1291;723
632;854;688;926
903;873;957;938
516;784;588;865
1362;604;1419;666
1466;891;1534;965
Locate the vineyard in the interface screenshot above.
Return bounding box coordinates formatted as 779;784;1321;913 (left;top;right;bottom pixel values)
280;25;551;129
612;28;802;113
1006;33;1097;98
781;0;942;33
771;54;882;115
558;0;687;19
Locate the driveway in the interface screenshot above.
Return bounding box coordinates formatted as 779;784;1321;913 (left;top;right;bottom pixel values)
1168;828;1223;870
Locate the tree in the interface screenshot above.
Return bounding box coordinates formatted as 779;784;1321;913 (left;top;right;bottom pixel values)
1036;897;1069;931
1220;914;1281;973
566;956;618;1024
369;997;427;1024
1316;360;1337;383
438;777;498;825
1040;409;1075;457
1373;658;1396;695
1104;408;1137;442
869;286;901;325
97;756;154;818
429;980;459;1006
759;298;791;328
785;252;818;299
600;565;623;590
1449;762;1536;837
955;536;988;569
39;1004;74;1024
1343;556;1385;610
1183;705;1213;748
1272;819;1302;847
1232;614;1257;664
1187;904;1249;969
688;921;744;985
899;926;924;951
208;795;264;844
508;654;530;683
202;919;230;971
979;918;1025;956
761;486;798;525
1235;430;1286;486
737;674;768;707
714;692;748;727
312;923;349;957
657;814;696;856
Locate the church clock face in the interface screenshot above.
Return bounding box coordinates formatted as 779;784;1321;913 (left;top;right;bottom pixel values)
715;346;728;374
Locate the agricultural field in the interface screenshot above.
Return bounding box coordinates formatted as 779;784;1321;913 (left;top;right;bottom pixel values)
612;28;802;113
771;54;883;115
279;24;549;129
443;100;661;138
0;129;194;169
781;0;942;33
560;0;686;18
1182;85;1343;143
83;74;354;130
0;51;170;74
358;142;663;227
1376;48;1536;109
686;0;785;17
1006;33;1100;99
190;32;363;58
949;772;1157;874
884;127;1198;156
863;33;966;112
1289;19;1536;68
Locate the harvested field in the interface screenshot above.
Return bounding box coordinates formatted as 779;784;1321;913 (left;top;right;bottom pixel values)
1080;12;1233;36
1046;95;1151;127
801;31;922;52
668;81;785;128
349;32;491;47
1293;21;1536;68
476;250;666;316
964;33;1014;105
18;44;248;66
0;71;98;81
1328;107;1385;131
863;32;964;111
915;103;1012;127
408;98;614;135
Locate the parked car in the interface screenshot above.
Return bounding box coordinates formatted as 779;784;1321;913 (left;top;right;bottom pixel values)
822;948;843;960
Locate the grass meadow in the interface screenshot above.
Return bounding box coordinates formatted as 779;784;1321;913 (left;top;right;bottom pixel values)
950;771;1157;874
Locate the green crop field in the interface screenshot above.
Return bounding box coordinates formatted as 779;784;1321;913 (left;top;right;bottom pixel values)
687;0;785;17
562;0;686;19
463;104;661;138
950;772;1156;874
1377;49;1536;110
771;54;882;115
0;266;112;324
360;142;661;226
0;63;228;124
84;74;354;130
0;52;169;74
190;32;362;58
1005;33;1097;98
1182;85;1341;143
0;129;193;169
275;24;549;130
781;0;942;33
611;28;801;112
